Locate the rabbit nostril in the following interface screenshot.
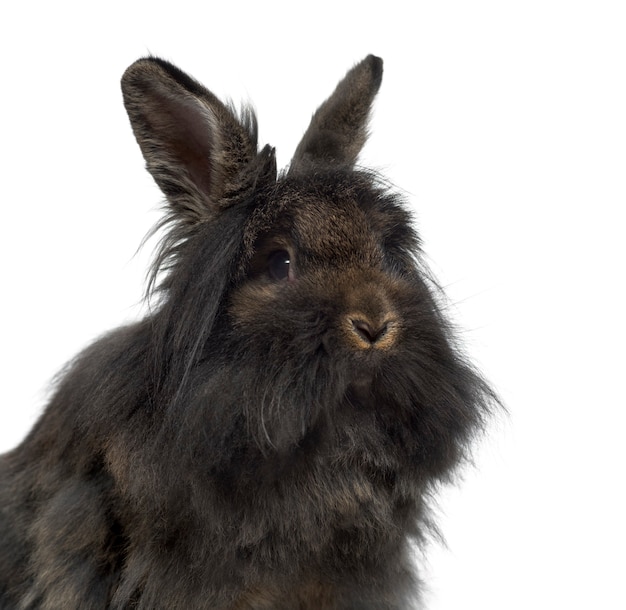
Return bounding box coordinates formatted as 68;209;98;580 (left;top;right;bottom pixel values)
352;319;388;344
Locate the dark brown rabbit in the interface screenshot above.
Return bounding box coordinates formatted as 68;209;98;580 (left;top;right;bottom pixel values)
0;55;495;609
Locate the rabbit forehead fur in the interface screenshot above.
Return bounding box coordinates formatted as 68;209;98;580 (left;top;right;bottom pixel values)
247;175;386;265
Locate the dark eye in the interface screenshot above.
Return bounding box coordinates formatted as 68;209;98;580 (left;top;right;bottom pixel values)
267;249;293;281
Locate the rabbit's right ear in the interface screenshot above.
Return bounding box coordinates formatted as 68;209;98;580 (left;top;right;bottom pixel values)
121;57;258;224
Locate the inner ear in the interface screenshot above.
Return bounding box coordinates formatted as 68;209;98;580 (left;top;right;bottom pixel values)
143;89;222;201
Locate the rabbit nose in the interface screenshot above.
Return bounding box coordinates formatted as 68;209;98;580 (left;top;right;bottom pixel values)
350;317;395;347
352;319;386;343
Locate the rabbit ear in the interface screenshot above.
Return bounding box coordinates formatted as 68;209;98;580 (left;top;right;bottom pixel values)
289;55;383;175
121;57;258;223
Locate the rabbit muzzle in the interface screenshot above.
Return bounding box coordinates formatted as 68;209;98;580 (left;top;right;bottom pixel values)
338;272;400;351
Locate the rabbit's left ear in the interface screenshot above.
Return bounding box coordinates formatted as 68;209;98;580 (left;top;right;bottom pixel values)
289;55;383;175
122;57;259;224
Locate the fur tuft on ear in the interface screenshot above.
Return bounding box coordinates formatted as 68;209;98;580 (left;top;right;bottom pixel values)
289;55;383;174
121;57;259;225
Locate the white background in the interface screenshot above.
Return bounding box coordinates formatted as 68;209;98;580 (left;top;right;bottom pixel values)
1;1;624;608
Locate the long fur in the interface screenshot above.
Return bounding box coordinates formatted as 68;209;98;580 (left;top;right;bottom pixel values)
0;55;496;609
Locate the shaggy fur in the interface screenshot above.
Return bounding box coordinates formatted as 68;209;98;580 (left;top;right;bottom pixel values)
0;55;496;609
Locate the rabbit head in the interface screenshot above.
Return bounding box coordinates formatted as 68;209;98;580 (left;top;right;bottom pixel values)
121;55;490;471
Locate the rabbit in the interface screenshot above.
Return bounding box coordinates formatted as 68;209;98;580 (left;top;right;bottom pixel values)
0;55;496;609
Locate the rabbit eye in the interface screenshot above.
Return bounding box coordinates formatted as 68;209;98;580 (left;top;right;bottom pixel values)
267;249;293;281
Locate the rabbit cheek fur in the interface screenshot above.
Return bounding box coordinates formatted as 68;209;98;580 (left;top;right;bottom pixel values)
0;55;494;609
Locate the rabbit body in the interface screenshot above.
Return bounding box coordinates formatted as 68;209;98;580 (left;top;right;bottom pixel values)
0;56;492;609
